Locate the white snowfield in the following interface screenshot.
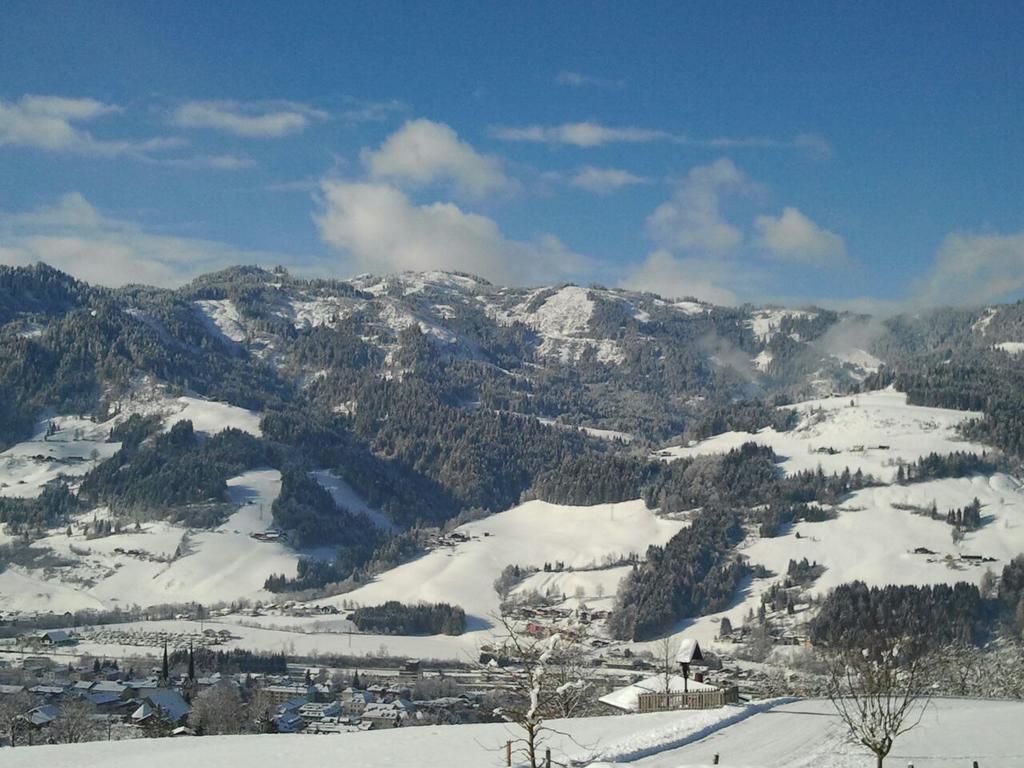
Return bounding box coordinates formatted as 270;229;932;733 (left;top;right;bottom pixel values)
0;415;121;499
160;396;263;437
59;498;682;662
628;698;1024;767
658;388;987;483
0;470;296;614
639;390;1024;654
4;698;1020;768
332;499;684;628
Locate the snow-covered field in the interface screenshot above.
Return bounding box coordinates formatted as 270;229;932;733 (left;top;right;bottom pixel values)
0;415;121;498
643;389;1024;652
0;469;295;614
658;388;987;483
4;698;1020;767
331;499;681;626
630;697;1024;767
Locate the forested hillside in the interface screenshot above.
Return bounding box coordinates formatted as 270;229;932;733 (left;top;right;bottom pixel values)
3;262;1024;641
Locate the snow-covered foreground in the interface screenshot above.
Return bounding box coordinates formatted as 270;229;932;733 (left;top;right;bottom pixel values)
4;698;1020;767
630;698;1024;767
659;389;986;483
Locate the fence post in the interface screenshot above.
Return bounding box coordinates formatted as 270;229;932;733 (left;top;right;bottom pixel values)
713;754;720;765
973;762;980;768
505;740;511;767
545;748;551;767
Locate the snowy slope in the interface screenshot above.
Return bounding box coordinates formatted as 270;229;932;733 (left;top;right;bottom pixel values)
330;499;683;627
0;470;296;614
0;414;121;498
658;389;986;483
631;697;1024;767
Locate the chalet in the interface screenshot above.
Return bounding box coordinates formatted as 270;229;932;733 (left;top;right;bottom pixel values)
38;629;77;646
137;690;191;725
22;705;60;728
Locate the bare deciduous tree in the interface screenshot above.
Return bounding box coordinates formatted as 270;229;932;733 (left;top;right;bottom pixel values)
483;616;593;768
189;681;246;735
824;641;932;768
0;690;34;746
51;698;98;744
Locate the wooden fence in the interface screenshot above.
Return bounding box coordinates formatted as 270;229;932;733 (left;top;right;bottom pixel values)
636;686;740;712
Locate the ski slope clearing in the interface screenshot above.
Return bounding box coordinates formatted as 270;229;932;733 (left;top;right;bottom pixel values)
331;499;683;628
0;470;296;614
658;389;987;483
630;697;1024;767
312;469;396;532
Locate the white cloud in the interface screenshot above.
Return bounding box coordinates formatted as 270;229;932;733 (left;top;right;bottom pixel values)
913;231;1024;306
172;100;327;138
570;166;651;194
489;122;833;158
315;180;586;284
0;193;303;287
645;158;749;252
555;71;627;89
620;249;740;306
0;94;179;157
754;207;846;264
361;119;514;198
490;122;670;147
156;153;256;171
337;97;408;125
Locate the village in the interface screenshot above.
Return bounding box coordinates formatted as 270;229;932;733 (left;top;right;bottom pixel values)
0;616;784;747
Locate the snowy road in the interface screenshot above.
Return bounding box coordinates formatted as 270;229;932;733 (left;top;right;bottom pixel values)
628;698;1024;767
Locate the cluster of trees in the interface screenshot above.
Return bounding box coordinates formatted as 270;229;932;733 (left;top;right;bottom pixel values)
350;600;466;636
896;451;997;483
0;481;78;537
945;498;983;530
269;467;380;552
688;400;797;440
608;507;746;641
79;421;272;523
785;557;825;587
169;647;288;674
811;581;987;649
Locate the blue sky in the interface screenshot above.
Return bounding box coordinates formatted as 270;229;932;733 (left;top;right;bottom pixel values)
1;1;1023;309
